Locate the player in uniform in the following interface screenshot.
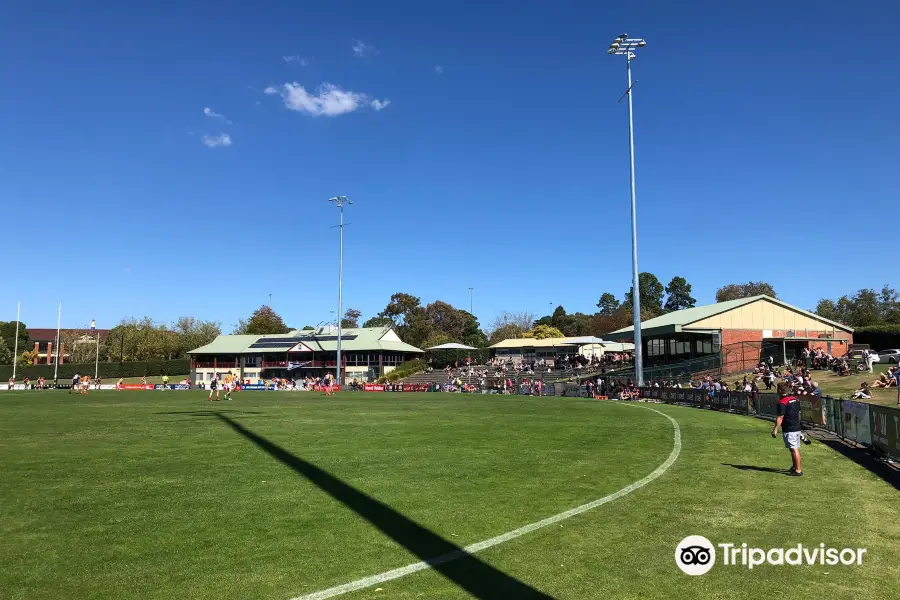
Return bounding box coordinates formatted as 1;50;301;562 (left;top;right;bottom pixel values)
117;378;124;391
324;372;334;396
208;375;220;401
223;372;234;401
7;377;14;390
70;373;80;394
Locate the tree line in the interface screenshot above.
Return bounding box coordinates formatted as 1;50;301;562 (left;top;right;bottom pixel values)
0;277;800;365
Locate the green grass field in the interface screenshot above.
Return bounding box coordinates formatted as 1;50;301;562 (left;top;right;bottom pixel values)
1;391;897;600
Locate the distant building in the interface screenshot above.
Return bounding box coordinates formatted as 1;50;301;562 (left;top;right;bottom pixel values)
604;295;853;373
489;336;634;367
25;328;111;365
187;325;423;383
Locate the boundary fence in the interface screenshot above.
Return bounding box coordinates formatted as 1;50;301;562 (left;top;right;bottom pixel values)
640;386;900;462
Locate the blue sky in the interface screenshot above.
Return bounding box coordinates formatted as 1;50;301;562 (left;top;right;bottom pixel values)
1;1;898;331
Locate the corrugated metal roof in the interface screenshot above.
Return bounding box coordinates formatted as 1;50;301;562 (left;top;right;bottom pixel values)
188;327;424;355
491;336;608;349
609;295;853;335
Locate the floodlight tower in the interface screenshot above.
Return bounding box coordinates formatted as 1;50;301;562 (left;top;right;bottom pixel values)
329;196;352;385
608;33;647;386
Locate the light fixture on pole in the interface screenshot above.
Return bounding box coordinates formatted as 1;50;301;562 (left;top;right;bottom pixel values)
608;32;647;386
328;195;352;386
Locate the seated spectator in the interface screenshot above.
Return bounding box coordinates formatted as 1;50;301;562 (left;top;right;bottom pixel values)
853;382;872;399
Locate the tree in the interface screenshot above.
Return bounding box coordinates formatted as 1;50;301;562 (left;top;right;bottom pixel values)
341;309;362;329
715;281;776;302
362;316;393;328
379;293;423;326
664;276;696;312
488;311;534;335
301;325;315;330
814;286;899;328
60;327;102;364
596;293;621;316
590;307;633;335
0;343;12;365
488;325;519;344
173;317;221;356
623;272;665;316
235;305;290;335
522;324;564;339
17;350;38;368
0;321;30;357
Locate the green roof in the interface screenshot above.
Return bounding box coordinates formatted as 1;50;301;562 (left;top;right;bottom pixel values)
188;327;424;355
606;295;853;340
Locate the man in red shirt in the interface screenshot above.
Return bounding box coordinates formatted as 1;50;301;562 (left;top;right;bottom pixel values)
772;382;806;476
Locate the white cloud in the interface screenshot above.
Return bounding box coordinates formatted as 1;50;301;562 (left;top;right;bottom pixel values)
435;65;443;74
202;133;232;148
124;267;131;273
352;39;376;57
283;55;309;66
263;86;278;95
370;99;390;111
203;107;232;124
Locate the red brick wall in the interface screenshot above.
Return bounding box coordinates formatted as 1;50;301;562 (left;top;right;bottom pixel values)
719;329;853;372
721;330;764;373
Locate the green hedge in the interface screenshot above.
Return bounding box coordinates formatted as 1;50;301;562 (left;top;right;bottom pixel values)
376;359;425;384
0;359;190;381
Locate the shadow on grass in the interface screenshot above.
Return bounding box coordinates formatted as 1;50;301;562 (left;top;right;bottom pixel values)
722;463;792;475
811;436;900;492
154;410;264;416
216;413;555;599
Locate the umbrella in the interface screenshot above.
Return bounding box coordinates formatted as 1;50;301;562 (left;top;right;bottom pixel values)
425;343;478;367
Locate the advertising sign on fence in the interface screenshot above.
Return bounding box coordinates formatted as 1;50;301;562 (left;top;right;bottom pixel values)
119;384;155;390
842;400;872;446
800;396;827;426
869;405;900;460
757;393;779;416
241;384;270;390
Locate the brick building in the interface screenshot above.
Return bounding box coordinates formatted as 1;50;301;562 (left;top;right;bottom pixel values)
606;295;853;374
26;328;112;365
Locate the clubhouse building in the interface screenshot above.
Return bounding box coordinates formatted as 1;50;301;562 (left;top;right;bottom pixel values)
188;325;424;384
604;295;853;373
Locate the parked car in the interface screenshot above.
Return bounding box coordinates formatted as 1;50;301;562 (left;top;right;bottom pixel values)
877;349;900;364
845;349;880;370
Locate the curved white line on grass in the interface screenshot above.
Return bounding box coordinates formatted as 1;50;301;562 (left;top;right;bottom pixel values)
291;403;681;600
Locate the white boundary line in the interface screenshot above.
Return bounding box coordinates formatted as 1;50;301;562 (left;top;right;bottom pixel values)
291;402;682;600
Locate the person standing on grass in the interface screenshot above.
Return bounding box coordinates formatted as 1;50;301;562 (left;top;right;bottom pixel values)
772;382;805;476
208;375;220;401
69;373;80;394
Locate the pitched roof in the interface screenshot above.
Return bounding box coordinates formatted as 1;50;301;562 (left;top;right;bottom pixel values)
188;327;424;355
491;336;616;349
26;328;112;341
608;295;853;337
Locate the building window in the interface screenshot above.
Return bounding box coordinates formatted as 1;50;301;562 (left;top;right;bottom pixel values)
244;356;259;367
648;339;666;357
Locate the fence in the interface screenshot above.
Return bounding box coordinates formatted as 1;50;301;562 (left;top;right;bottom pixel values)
639;386;900;462
0;359;191;381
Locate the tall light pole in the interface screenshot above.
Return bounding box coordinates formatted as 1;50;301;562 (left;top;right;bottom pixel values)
608;33;647;386
468;287;474;314
329;196;352;385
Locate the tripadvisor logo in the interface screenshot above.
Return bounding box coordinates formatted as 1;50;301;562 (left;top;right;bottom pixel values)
675;536;866;575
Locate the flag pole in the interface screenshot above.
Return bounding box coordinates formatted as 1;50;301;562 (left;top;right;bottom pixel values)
12;302;20;380
53;303;61;384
